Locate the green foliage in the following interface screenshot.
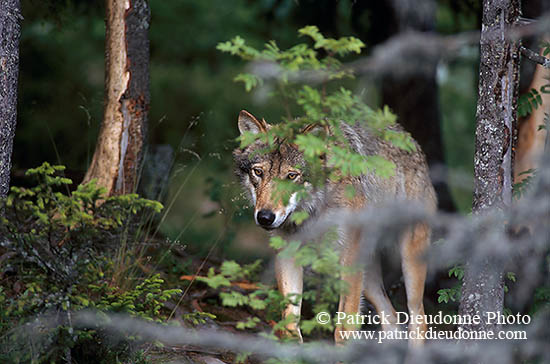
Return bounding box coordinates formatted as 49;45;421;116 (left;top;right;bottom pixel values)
513;169;537;199
530;286;550;315
504;272;516;293
437;264;518;304
182;311;217;326
0;163;171;363
527;254;550;316
1;162;162;282
236;317;261;330
518;77;549;119
214;26;416;344
196;260;288;329
518;88;543;118
437;285;462;304
93;274;182;321
235;351;252;364
219;26;415;202
197;259;262;289
437;265;464;303
290;210;309;225
196;228;347;340
448;264;464;280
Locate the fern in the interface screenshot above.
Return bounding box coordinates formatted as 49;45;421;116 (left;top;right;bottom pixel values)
518;88;543;117
513;168;537;199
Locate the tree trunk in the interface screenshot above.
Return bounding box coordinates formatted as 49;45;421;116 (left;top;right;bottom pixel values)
82;0;150;196
459;0;520;334
0;0;21;199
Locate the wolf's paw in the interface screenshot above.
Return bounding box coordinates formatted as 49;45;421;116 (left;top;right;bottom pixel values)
276;323;303;343
334;326;348;346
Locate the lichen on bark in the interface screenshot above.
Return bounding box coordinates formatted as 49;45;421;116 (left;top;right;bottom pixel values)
0;0;22;199
459;0;520;335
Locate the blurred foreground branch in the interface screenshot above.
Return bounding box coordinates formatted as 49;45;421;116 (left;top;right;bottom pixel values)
4;308;547;364
3;155;549;363
249;12;550;83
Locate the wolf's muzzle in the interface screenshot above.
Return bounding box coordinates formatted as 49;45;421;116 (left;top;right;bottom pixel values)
256;209;276;228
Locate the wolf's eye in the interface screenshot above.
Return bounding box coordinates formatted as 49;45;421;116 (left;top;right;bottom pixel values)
252;168;263;177
287;172;299;180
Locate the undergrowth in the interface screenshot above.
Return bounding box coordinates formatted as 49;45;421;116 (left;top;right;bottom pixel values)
0;162;179;363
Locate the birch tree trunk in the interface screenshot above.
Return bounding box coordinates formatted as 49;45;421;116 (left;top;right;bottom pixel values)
82;0;150;196
0;0;21;199
459;0;520;334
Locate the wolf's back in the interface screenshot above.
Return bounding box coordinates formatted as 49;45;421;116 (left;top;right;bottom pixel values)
339;122;437;211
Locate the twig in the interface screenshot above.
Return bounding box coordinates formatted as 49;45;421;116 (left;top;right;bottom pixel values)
520;46;550;68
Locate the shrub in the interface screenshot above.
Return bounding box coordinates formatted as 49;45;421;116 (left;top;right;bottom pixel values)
0;162;179;363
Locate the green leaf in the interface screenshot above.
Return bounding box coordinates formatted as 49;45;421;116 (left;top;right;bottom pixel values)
196;268;231;289
270;236;288;250
248;297;267;310
437;289;450;304
449;265;464;280
279;241;301;259
518;88;544;117
290;211;309;225
294;133;326;158
220;291;248;307
234;73;262;92
220;261;242;279
236;317;260;330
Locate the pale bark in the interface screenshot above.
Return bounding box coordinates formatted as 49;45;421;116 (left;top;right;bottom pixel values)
459;0;521;334
515;43;550;184
83;0;150;195
0;0;21;199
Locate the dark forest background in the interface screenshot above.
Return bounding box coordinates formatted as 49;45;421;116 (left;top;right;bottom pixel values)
3;1;549;363
11;0;541;259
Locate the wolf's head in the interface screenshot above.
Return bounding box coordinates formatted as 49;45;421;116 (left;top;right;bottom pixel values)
233;110;309;230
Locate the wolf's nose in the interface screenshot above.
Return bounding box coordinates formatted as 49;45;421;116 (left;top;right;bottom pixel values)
257;209;275;227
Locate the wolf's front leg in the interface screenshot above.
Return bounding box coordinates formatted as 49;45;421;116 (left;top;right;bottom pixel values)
275;255;303;342
334;230;363;345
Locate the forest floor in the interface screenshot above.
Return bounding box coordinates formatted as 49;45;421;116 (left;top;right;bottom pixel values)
136;241;451;364
140;246;275;364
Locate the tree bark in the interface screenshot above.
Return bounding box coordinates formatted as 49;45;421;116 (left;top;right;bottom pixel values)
0;0;21;199
459;0;520;334
82;0;150;196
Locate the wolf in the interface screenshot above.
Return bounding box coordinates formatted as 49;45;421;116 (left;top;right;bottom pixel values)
233;110;437;344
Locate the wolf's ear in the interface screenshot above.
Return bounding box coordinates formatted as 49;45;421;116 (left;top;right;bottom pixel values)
301;123;331;136
238;110;268;135
300;123;331;160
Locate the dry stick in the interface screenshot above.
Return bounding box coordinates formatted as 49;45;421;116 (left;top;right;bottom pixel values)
152;162;201;238
148;210;200;275
167;210;235;321
150;112;203;241
141;118;203;281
